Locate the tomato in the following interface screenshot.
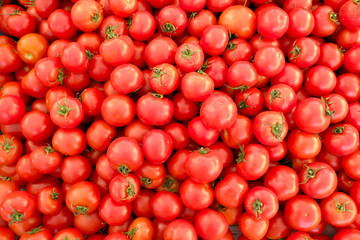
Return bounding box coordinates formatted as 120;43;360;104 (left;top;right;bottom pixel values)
144;37;177;68
88;54;113;82
334;73;360;103
0;191;35;225
134;160;166;189
265;84;297;113
42;205;74;234
0;44;23;74
9;211;41;237
172;92;199;121
300;162;337;199
266;210;292;239
108;0;137;18
244;186;279;220
29;145;62;174
200;92;237;131
71;0;103;32
339;0;360;29
222;38;252;66
344;44;360;74
218;5;256;40
17;34;48;66
238;212;269;240
141;129;173;164
343;150;360;180
226;61;257;89
150;191;182;222
109;173;139;203
48;9;78;39
127;217;154;240
99;15;128;40
104;232;128;240
52;128;87;156
185;147;222;183
305;66;337;97
158;5;187;37
214;172;248;209
187;10;217;39
100;35;135;66
36;186;64;215
53;228;84;240
110;64;143;94
333;229;360;240
6;10;36;38
284;194;321;232
287;8;314;39
164;123;189;150
221;114;253;148
253;111;288;146
181;71;214;102
0;180;19;205
98;194;132;226
234;87;264;117
107;137;143;176
264;165;299;201
312;5;338;37
287;128;322;160
148;63;180;95
206;0;234;12
19;110;55;142
132;189;154;218
0;134;23;166
257;6;289;40
0;227;15;240
288;37;320;69
294;97;331;133
200;25;229;56
163;219;197;240
324;124;359;157
136;93;174;125
33;0;60;19
167;150;190;181
180;178;213;210
175;43;204;73
65;181;100;217
196;208;228;240
336;28;360;50
287;232;313;240
321;192;357;228
50;95;84;128
128;10;156;41
236;144;269;181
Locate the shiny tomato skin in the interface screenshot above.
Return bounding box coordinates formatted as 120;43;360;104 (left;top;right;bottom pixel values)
288;37;320;69
238;212;269;240
218;5;256;40
293;97;331;133
195;208;228;240
144;37;177;68
221;114;253;149
71;0;104;32
256;6;289;40
101;94;135;127
52;128;87;156
110;64;144;94
48;9;78;39
200;25;229;56
300;162;338;199
142;129;173;164
264;165;299;201
287;128;322;159
200;92;237;131
180;178;214;211
323;124;359;157
244;186;279;220
284;194;321;232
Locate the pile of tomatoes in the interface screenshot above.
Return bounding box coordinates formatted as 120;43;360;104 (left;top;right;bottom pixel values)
0;0;360;239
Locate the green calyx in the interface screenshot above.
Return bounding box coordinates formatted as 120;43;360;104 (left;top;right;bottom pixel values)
91;10;101;23
52;188;60;200
269;89;281;106
43;144;55;154
71;202;89;216
238;92;251;110
85;50;94;60
1;136;15;153
118;165;130;176
105;25;120;39
141;177;151;187
252;199;263;219
289;46;301;60
55;68;66;85
267;114;286;142
122;178;136;200
333;126;344;134
226;42;237;50
123;228;137;240
151;69;167;86
160;23;177;34
198;147;209;155
330;12;340;25
235;144;246;163
335;199;353;213
300;166;325;184
181;44;196;62
151;92;164;99
9;206;23;226
25;225;43;236
321;96;335;117
56;94;77;118
189;12;198;19
162;178;174;192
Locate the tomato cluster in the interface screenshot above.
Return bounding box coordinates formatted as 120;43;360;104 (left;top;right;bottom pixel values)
0;0;360;239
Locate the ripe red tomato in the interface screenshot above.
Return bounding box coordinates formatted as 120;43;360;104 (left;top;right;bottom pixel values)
148;63;180;95
288;37;320;69
253;111;288;146
284;194;321;232
195;208;228;240
218;5;256;40
163;219;197;240
71;0;104;32
142;129;173;164
299;162;337;199
98;194;132;226
101;94;135;127
244;186;279;220
238;212;269;240
287;128;322;159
